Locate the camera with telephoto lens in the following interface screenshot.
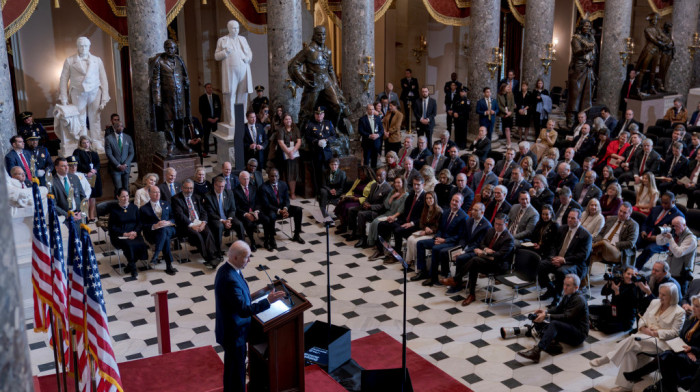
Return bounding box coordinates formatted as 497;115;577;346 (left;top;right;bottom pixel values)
631;274;647;284
603;268;622;284
500;324;533;339
658;226;672;235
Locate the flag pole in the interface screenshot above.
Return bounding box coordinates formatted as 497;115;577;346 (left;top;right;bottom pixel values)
49;312;63;392
56;317;69;392
71;329;79;392
89;352;97;392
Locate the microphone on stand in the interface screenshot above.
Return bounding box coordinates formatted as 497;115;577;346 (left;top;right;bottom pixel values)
259;264;275;288
275;275;294;306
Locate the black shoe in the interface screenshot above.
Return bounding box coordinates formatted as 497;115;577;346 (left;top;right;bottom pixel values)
347;234;358;242
292;234;305;244
354;238;367;248
541;289;557;300
623;370;644;383
165;267;178;276
270;239;278;249
422;279;434;287
544;342;563;355
410;272;429;282
335;226;347;234
250;242;258;252
517;346;541;363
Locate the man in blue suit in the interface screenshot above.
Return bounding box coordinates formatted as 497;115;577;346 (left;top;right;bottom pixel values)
413;87;437;146
635;192;685;270
416;193;468;285
215;240;285;392
476;87;498;140
358;103;384;168
259;168;305;250
139;185;178;275
242;111;268;170
4;135;33;186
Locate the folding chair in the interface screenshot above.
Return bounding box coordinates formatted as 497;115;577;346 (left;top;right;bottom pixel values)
487;249;541;316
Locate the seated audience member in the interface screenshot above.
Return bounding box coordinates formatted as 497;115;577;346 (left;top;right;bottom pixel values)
460;154;479;188
259;168;305;248
518;274;589;363
381;101;403;155
581;199;605;238
158;167;181;204
690;102;700;127
373;176;426;261
591;283;685;392
108;188;150;278
318;158;347;218
414;193;467;284
472;184;494;211
385;151;401;182
601;106;619;137
614;131;643;184
598;131;630;172
409;136;432;169
539;208;592;306
420;166;437;192
682;279;700;314
8;166;28;191
134;173;159;208
233;171;270;252
571;124;596;164
52;157;86;219
559;147;580;174
657;216;697;296
593;128;612;166
404;191;442;267
434;169;455;209
632;139;662;185
397;136;414;166
452;173;475;211
484;185;511;224
218;162;241;192
397;157;420;189
552;186;582;226
467;126;491;163
633;172;658;215
442;145;466;181
520;156;535;183
193;166;212;197
591;202;638;267
664;97;688;124
678;153;700;209
529;174;555;213
505;166;531;205
367;177;408;252
439;214;514;306
638;260;683;314
597;165;619;192
589;267;643;334
515;141;538;168
573;170;602;208
688;132;700;159
531;119;557;160
495;147;517;184
425;140;447;172
635;192;684;270
172;179;220;267
657;141;689;193
233;159;264;189
623;294;700;391
572;156;595;182
537;147;559;172
436;130;456;156
350;168;392;246
536;158;557;188
139;185;177;275
527;204;559;258
203;176;246;256
507;191;539;245
471;158;498;194
659;125;689;162
550;162;579;193
612;109;643;137
335;166;373;234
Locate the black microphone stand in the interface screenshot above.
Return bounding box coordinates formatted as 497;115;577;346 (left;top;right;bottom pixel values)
634;334;662;391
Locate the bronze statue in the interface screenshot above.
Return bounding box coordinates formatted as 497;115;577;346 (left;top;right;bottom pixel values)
566;17;597;127
657;22;675;92
635;13;674;94
149;39;192;156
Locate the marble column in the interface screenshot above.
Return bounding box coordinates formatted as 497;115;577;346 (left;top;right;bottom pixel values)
597;0;633;115
127;0;167;173
667;0;700;97
466;0;500;141
521;0;554;92
267;0;302;121
0;7;33;390
342;0;375;127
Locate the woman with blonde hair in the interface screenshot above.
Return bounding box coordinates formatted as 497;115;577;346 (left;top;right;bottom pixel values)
134;172;159;208
581;198;605;237
367;177;408;253
404;191;442;266
600;182;623;217
531;119;558;160
420;165;437;192
434;169;455;209
385;151;401;181
460;154;480;188
193;166;211;197
520;156;535;183
633;171;659;216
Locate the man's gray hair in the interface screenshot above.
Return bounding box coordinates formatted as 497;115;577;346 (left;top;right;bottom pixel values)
565;274;581;288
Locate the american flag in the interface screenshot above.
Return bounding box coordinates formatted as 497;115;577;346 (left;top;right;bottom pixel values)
31;182;52;332
82;226;123;392
67;217;89;391
47;196;69;331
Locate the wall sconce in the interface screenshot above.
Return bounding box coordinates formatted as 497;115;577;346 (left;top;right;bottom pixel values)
54;0;60;8
284;79;298;99
486;48;503;79
619;37;635;67
202;0;207;4
412;34;427;64
689;33;700;60
541;42;557;75
358;56;375;92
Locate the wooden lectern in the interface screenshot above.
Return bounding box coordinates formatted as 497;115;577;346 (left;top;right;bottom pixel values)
248;280;311;392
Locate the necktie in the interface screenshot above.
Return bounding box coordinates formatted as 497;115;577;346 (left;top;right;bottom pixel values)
556;204;566;223
18;152;32;181
511;181;518;196
369;116;375;133
510;209;524;232
448;159;454;170
218;193;225;218
686;319;700;342
406;194;419;219
627;82;632;98
273;184;279;204
626;146;636;163
668;157;678;176
488;231;500;248
244;187;252;212
118;135;122;151
499;161;510;178
225;177;231;190
623;119;629;132
639;153;648;175
250;126;256;143
476;174;486;194
423;100;427;118
63;177;69;194
208;95;213;114
489;202;500;223
446;211;455;227
154;202;162;219
559;229;574;257
575;135;585;150
654;210;668;225
607;221;622;241
186;197;197;221
432;156;439;169
578;185;589;204
170;183;175;196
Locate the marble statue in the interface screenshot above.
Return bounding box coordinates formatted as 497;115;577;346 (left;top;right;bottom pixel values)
53;103;83;157
58;37;110;153
149;39;192;156
214;20;253;126
566;17;597;127
635;13;674;95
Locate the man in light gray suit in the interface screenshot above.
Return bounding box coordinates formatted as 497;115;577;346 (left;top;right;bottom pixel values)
507;191;539;245
591;202;638;268
105;121;135;196
52;157;86;219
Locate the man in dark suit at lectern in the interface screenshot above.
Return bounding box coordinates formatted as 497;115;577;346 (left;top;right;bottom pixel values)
215;240;285;392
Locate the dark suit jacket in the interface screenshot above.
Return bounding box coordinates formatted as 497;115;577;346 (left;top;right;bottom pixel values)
549;225;592;268
479;228;516;270
51;173;86;217
552;199;583;224
199;93;221;128
215;262;270;348
442;157;466;180
400;77;420;101
398;190;426;226
549;291;589;337
443;80;463;96
550;173;579;192
469;137;491;163
425;154;447;172
494;159;517;180
484;200;512;223
322;169;347;195
444;87;461;110
641;205;684;235
365;181;393;211
500;78;520;94
232;184;259;220
358;114;384;150
158;182;182;203
531;187;555;213
4;149;33;184
451;186;475;212
172;193;209;230
505;179;532;205
242;123;268;164
572;134;596;162
215;173;241;191
202;189;237;221
436;208;468;245
660;155;689;180
410;148;432;170
233;170;264;190
476;98;499;127
604;116;618;133
459;217;492;250
412;98;437;132
619;79;639;109
470;171;499;193
573;183;602;208
632;150;662;175
689;110;700;127
139;200;176;241
612;118;643;137
259;181;292;216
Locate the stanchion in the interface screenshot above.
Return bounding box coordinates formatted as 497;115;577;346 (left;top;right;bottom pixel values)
152;290;171;354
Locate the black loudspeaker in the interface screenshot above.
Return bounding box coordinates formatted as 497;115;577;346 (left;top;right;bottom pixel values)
360;368;413;392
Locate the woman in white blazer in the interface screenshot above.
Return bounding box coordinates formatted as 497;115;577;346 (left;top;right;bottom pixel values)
580;199;605;238
590;282;686;391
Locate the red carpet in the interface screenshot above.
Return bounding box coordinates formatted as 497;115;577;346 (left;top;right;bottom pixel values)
351;332;473;392
35;346;224;392
305;364;347;391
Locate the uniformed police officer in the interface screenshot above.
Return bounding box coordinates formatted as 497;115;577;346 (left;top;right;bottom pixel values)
24;131;53;186
304;106;337;195
452;87;471;149
251;85;269;115
18;112;48;147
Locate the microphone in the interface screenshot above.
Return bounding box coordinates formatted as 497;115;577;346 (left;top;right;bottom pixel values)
275;275;295;306
259;264;275;288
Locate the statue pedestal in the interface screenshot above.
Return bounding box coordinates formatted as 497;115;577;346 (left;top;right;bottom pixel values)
627;93;682;127
213;104;245;169
152;152;199;183
688;88;700;117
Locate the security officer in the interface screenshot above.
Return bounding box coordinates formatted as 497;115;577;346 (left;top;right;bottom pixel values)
251;85;269;115
17;112;48;147
452;86;471;149
24;131;53;186
304;106;337;195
